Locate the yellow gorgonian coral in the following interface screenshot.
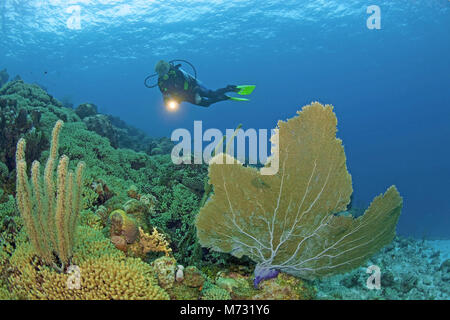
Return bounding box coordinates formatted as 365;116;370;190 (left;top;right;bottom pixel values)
196;102;403;282
15;120;85;268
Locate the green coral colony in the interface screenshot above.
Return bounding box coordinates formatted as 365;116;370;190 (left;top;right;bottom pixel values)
0;79;404;300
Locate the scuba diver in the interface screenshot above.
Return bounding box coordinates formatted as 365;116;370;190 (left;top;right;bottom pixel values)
145;60;255;108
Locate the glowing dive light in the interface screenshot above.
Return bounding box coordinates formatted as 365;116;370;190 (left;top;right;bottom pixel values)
167;100;179;111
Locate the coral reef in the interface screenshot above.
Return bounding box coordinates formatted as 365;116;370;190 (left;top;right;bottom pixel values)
0;192;20;272
196;102;403;285
0;80;78;193
0;95;45;174
0;80;197;299
74;102;173;155
107;113;174;155
1;78;445;301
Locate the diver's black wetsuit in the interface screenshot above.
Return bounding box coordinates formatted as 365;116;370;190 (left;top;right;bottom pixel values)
157;64;237;107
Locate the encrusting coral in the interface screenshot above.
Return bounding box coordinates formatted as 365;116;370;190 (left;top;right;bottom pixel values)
130;227;172;257
15;120;85;269
110;209;139;245
151;255;177;289
196;102;403;286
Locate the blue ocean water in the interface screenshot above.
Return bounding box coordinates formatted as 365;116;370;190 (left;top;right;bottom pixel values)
1;0;449;238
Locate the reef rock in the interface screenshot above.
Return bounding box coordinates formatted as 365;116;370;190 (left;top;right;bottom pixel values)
109;209;139;245
91;179;114;205
75;103;98;119
253;273;316;300
183;266;205;288
83;114;119;148
123;198;150;232
127;185;139;199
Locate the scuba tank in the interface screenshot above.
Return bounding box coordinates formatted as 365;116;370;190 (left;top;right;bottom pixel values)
144;59;197;89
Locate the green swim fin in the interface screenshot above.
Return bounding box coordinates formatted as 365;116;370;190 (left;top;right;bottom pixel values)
228;96;250;102
235;85;256;95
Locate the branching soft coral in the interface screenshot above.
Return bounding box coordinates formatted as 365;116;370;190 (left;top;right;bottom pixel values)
15;120;85;269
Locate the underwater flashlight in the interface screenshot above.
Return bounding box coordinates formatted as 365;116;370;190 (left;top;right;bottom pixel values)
167;100;179;112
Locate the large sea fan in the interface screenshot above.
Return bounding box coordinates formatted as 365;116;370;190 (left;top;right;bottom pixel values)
196;102;402;286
